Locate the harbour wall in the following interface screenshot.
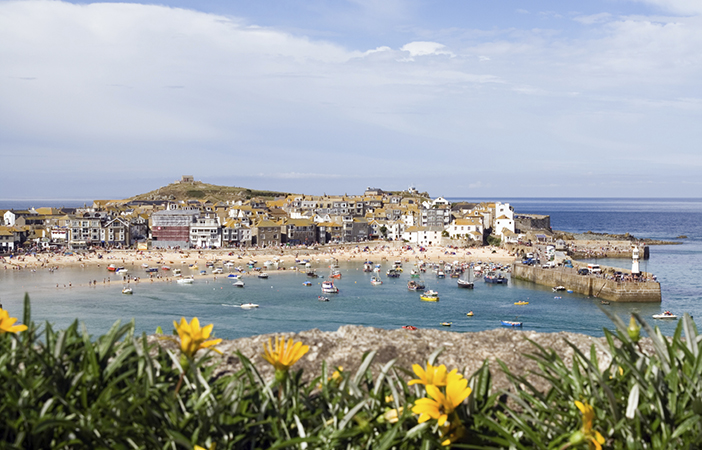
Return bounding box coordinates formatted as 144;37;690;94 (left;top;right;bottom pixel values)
511;263;661;303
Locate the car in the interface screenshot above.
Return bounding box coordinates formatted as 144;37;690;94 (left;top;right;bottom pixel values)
578;268;590;275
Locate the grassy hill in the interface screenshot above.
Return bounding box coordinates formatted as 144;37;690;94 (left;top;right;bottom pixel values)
128;181;293;203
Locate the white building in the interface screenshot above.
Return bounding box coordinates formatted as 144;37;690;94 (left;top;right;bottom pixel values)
402;226;443;246
446;217;484;241
189;216;222;248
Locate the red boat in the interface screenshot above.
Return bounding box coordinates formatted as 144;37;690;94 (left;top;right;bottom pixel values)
402;325;418;330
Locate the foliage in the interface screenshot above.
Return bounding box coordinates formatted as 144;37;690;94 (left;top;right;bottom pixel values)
487;235;501;246
3;296;702;449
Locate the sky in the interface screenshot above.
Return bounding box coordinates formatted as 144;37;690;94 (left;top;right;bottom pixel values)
1;0;701;200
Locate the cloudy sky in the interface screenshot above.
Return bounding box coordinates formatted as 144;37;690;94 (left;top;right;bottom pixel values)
1;0;701;200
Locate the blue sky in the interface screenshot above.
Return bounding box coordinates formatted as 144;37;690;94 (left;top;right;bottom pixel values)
1;0;701;200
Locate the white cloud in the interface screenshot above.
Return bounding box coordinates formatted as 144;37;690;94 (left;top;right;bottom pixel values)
628;0;702;15
400;41;456;58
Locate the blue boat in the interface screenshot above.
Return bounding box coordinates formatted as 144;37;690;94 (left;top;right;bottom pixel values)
485;272;508;284
501;320;523;327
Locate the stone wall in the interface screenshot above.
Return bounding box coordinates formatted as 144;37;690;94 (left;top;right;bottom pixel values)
512;263;661;302
515;214;551;232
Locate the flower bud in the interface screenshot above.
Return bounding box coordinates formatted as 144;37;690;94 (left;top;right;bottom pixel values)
627;316;640;342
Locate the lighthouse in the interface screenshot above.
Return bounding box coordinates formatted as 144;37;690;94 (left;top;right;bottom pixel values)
631;245;640;275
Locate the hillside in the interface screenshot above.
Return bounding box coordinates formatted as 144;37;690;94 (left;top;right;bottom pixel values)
128;180;293;203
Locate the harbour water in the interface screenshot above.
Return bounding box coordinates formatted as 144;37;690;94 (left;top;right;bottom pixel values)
1;198;700;339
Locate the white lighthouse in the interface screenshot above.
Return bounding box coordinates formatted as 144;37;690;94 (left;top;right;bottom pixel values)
631;245;640;275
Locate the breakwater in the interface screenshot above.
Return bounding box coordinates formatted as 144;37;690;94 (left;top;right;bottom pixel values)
511;263;661;303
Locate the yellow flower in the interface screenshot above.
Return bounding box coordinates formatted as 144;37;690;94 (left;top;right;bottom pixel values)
194;444;215;450
383;406;404;423
571;401;605;450
412;372;472;426
0;308;28;334
173;317;222;359
262;336;309;371
331;366;343;382
408;363;456;387
439;420;466;446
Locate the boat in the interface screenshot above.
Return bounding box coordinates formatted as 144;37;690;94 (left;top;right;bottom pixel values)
466;311;474;317
302;281;312;286
501;320;523;327
233;279;245;288
553;286;566;292
484;271;507;284
212;268;223;274
121;287;133;295
318;296;330;302
107;264;117;272
450;271;461;278
420;290;439;302
177;276;194;284
652;311;678;319
200;270;207;275
457;266;475;289
407;280;425;291
514;301;529;306
410;269;420;278
224;261;234;267
402;325;417;330
240;303;258;309
370;276;383;286
440;322;452;327
600;300;610;305
258;272;269;279
436;271;445;279
373;265;381;273
330;270;342;279
321;280;339;294
227;273;239;278
161;266;170;271
141;263;149;268
116;268;128;275
363;263;373;272
145;268;158;273
386;269;401;278
173;268;182;277
306;270;319;278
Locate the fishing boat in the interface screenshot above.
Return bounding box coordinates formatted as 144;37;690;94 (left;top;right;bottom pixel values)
318;296;330;302
370;276;383;286
514;301;529;305
501;320;523;327
440;322;452;327
652;311;677;319
420;290;439;302
321;280;339;294
407;280;425;291
240;303;258;309
177;276;194;284
457;266;475;289
258;272;269;279
233;279;245;288
386;269;401;278
484;271;507;284
121;287;133;295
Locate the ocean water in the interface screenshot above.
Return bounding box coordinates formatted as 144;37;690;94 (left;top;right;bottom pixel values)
1;198;700;339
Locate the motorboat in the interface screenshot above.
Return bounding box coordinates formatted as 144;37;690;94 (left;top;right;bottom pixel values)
652;311;677;319
436;271;445;279
363;263;373;272
321;280;339;294
330;270;342;279
440;322;452;327
410;269;420;278
173;269;182;277
145;268;158;273
553;286;566;292
306;270;319;278
501;320;523;327
484;271;507;284
420;290;439;302
233;279;245;288
373;265;381;273
240;303;258;309
177;276;194;284
514;301;529;306
212;268;223;274
199;270;207;275
386;269;401;278
258;272;269;279
161;266;170;271
370;276;383;286
407;280;425;291
227;273;239;279
302;281;312;286
107;264;117;272
318;296;330;302
121;287;133;295
141;263;149;268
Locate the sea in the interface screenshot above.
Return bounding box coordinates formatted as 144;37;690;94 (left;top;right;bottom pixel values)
1;198;700;339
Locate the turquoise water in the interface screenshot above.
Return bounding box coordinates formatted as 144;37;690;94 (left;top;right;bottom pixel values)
2;198;700;338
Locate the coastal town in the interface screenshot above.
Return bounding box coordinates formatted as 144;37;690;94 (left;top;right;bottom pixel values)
2;177;536;253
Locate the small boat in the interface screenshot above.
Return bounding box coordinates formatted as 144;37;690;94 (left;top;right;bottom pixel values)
440;322;452;327
177;276;194;284
141;263;149;268
457;266;475;289
306;271;319;278
652;311;677;319
600;300;610;305
233;279;245;288
373;265;381;273
145;268;158;273
200;270;207;275
116;268;128;275
514;301;529;306
161;266;170;271
436;271;446;279
402;325;417;330
484;272;507;284
420;290;439;302
121;287;133;295
240;303;258;309
212;268;223;274
386;269;401;278
321;280;339;294
173;268;182;277
224;262;234;267
407;280;425;291
370;276;383;286
318;296;330;302
363;263;373;272
410;269;420;278
501;320;523;327
466;311;474;317
302;281;312;286
107;264;117;272
227;273;239;278
330;270;342;279
258;272;269;279
553;286;566;292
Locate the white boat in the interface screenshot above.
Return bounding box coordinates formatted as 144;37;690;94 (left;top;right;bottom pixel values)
318;296;330;302
420;290;439;302
240;303;258;309
177;276;194;284
652;311;677;319
258;272;269;279
173;268;182;277
224;262;235;267
370;276;383;286
233;279;245;288
321;280;339;294
553;286;566;292
121;287;133;295
212;268;223;274
117;268;129;274
141;263;149;268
